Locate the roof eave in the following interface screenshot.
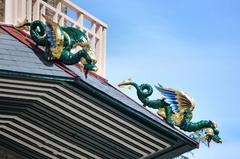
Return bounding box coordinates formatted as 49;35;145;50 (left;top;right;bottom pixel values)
69;78;199;150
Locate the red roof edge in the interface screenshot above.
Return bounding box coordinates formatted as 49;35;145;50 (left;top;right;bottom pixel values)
0;25;163;120
74;64;108;83
0;24;180;119
0;26;5;33
0;24;108;83
0;24;140;109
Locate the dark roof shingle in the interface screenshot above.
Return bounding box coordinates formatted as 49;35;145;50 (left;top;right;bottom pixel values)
0;31;72;78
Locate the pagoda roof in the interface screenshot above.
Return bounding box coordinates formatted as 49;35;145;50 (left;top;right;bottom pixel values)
0;24;198;159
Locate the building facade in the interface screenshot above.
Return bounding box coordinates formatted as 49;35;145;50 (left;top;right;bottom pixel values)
0;1;198;158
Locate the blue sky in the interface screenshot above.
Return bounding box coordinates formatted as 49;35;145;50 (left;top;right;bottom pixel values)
71;0;240;158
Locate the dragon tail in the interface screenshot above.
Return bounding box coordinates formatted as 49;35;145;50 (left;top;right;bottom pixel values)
29;20;47;46
17;20;47;46
118;81;153;103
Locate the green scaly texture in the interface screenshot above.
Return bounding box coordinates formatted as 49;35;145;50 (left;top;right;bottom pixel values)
119;81;222;144
16;20;97;72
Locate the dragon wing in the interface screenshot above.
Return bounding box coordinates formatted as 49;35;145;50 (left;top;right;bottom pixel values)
155;84;195;113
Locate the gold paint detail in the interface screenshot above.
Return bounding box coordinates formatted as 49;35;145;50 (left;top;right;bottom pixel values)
63;31;71;46
205;128;214;136
16;18;30;31
87;48;97;64
157;108;166;118
157;87;196;125
79;65;84;72
44;16;64;59
157;108;186;126
80;57;87;65
51;26;64;59
170;109;186;126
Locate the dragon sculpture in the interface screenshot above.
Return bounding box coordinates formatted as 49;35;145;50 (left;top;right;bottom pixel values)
118;79;222;146
16;17;97;76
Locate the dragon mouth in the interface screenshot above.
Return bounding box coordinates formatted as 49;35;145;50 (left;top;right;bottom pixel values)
217;139;223;144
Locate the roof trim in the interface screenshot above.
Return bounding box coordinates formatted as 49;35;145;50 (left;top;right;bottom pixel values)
0;24;108;83
0;69;74;82
0;24;199;157
0;71;198;158
145;144;194;159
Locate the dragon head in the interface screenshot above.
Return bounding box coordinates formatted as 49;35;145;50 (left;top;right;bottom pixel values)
80;47;98;77
203;125;222;146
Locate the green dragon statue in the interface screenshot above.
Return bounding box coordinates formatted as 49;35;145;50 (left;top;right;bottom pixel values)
16;17;97;76
118;79;222;146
